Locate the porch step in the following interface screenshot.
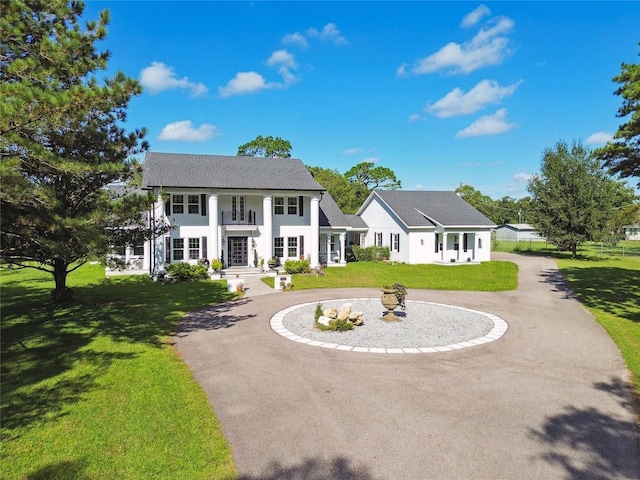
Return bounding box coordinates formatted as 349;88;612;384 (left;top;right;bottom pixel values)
222;266;269;277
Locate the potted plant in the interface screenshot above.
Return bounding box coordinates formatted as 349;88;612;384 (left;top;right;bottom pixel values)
267;257;277;269
380;283;407;321
236;281;244;293
211;259;223;272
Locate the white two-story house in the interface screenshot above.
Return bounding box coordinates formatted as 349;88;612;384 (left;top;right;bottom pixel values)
141;152;350;273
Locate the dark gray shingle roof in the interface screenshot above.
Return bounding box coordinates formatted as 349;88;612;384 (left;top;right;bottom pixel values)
372;190;496;227
345;214;368;229
319;193;349;228
142;152;325;192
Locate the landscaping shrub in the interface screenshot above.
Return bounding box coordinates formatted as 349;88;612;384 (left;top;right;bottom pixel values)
284;259;310;274
351;245;390;262
166;262;209;281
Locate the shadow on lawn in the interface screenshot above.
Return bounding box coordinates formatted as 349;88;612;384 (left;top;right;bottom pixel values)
26;459;87;480
529;376;640;479
238;456;377;480
560;266;640;323
1;276;237;433
538;264;640;323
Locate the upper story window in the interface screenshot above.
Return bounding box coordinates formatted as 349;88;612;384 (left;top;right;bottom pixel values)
287;197;298;215
187;195;199;214
274;197;284;215
171;194;200;214
172;195;184;214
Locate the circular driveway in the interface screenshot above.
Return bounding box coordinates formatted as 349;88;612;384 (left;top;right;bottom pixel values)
175;253;640;479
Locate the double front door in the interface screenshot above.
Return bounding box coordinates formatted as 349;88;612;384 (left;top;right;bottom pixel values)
228;236;248;266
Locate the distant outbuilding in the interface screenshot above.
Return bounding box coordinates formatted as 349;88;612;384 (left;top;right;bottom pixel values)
495;223;545;242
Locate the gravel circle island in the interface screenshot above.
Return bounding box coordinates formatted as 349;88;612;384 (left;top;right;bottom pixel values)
271;298;508;353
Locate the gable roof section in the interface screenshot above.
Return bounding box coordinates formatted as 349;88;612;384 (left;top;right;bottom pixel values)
319;193;349;228
497;223;537;232
369;190;496;228
142;152;325;192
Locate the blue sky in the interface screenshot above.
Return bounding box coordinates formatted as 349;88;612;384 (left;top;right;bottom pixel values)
83;1;639;199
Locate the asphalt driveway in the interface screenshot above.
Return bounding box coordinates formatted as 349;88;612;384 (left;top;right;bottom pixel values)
175;253;640;479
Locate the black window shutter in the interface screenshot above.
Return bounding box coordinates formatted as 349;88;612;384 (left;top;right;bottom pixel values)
299;235;304;257
165;198;170;216
201;194;206;216
202;236;208;259
299;196;304;216
397;234;400;253
165;237;171;263
463;233;468;252
435;233;439;253
390;233;392;249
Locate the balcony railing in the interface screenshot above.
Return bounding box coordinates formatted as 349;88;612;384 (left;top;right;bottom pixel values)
220;210;257;226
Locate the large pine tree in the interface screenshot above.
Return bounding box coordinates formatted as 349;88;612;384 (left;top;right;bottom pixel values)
1;0;156;300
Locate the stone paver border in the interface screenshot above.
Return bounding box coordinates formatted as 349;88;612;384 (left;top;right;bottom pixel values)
270;298;508;353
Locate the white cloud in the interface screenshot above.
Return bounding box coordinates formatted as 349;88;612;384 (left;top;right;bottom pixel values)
513;172;532;183
428;79;522;117
414;184;425;190
139;62;208;97
284;23;348;49
461;4;491;28
267;49;298;85
282;32;309;48
408;113;426;122
398;15;514;76
158;121;219;142
306;23;348;45
455;108;515;138
585;131;614;145
342;148;363;155
218;71;273;97
362;156;380;163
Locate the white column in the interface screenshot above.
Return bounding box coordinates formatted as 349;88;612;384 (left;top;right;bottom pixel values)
442;232;448;262
339;233;346;264
263;195;273;270
154;193;166;273
310;195;320;268
208;193;219;261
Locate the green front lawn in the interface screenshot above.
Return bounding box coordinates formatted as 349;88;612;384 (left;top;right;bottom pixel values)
283;260;519;291
1;265;237;480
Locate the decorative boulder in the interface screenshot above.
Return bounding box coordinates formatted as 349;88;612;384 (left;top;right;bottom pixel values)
349;311;364;326
324;308;338;319
337;303;353;320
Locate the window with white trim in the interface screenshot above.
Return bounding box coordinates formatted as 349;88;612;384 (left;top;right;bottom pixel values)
375;232;383;247
172;195;184;214
274;237;284;258
173;238;184;260
392;233;400;252
287;197;298;215
133;245;144;256
288;237;298;257
187;195;199;214
188;238;200;259
274;197;284;215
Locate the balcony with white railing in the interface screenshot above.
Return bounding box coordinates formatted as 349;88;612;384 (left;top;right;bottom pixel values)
220;210;258;227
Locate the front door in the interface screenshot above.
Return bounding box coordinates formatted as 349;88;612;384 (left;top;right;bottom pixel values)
228;236;248;266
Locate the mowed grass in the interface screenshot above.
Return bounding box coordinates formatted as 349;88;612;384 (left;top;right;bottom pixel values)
556;255;640;392
1;265;237;480
286;260;518;291
496;240;640;395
